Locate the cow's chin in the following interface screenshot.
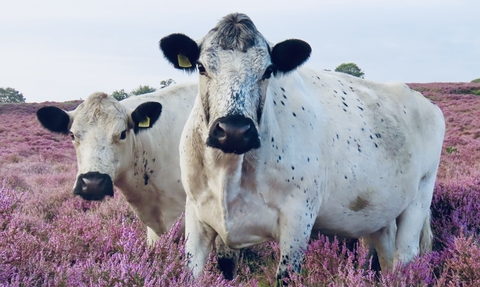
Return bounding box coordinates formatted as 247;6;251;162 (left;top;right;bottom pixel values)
206;139;260;155
75;192;113;201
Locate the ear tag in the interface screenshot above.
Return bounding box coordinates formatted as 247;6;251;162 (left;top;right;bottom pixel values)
177;54;192;68
138;116;150;128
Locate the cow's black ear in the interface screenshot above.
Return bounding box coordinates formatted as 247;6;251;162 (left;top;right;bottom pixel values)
131;102;162;134
271;39;311;74
159;33;200;73
36;106;71;135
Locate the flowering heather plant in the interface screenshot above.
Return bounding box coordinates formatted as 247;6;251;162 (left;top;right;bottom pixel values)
2;82;480;286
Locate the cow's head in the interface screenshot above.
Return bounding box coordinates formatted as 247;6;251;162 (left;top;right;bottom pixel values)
160;13;311;154
36;92;162;200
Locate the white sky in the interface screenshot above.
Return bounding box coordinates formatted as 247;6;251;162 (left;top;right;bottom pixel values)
1;0;479;103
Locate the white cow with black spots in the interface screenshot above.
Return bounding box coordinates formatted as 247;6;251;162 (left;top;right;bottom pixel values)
37;83;197;244
159;13;445;282
37;83;240;279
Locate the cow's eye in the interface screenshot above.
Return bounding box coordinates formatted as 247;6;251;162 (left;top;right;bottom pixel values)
262;66;275;80
120;130;127;140
197;63;206;76
69;131;75;141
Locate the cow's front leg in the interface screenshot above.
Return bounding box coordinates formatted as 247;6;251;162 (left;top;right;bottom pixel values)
275;209;315;286
215;235;240;280
146;227;160;246
185;198;217;278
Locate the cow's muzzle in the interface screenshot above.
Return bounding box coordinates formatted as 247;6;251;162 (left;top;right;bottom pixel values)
206;115;260;154
73;171;114;201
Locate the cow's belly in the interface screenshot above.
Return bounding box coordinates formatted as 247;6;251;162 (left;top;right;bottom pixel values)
313;178;416;238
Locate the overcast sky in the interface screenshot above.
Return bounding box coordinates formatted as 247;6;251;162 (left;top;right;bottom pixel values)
1;0;479;103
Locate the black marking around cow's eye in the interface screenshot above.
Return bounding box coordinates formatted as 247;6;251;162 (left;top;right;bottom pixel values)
280;101;285;106
292;112;296;117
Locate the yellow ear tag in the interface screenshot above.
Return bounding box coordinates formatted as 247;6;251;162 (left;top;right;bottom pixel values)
138;116;150;128
177;54;192;68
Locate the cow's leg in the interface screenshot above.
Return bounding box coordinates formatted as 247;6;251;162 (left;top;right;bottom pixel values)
275;210;314;285
394;176;435;268
215;235;240;280
147;227;160;246
364;220;396;271
185;198;216;278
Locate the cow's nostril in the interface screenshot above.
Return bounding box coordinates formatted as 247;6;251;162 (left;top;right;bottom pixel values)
214;122;227;139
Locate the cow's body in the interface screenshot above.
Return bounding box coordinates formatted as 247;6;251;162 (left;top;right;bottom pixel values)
37;83;197;244
160;13;445;282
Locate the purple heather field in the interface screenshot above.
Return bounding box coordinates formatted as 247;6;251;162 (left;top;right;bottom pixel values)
1;82;480;286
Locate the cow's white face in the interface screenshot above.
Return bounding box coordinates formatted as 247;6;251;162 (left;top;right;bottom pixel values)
160;13;311;154
69;95;133;197
37;92;162;200
197;45;271;129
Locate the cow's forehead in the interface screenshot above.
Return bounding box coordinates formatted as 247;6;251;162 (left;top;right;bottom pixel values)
201;14;268;53
73;92;128;130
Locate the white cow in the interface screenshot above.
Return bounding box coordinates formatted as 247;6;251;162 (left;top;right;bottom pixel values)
36;83;197;244
37;83;240;279
159;13;445;282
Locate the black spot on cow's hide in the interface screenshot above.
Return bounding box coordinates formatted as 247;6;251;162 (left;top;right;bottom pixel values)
144;174;149;185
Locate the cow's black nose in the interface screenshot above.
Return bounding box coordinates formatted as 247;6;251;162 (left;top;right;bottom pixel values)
207;115;260;154
73;172;113;201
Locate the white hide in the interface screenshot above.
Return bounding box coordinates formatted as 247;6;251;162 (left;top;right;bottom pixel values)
68;83;197;243
176;17;445;280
